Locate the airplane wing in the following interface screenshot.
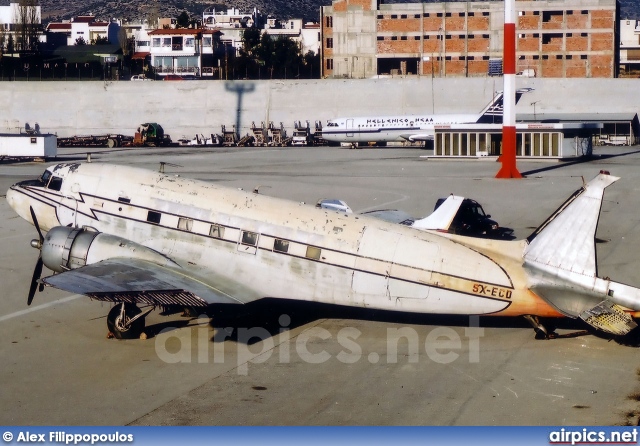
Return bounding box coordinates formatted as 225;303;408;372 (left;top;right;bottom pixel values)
412;195;464;231
41;258;256;307
361;209;415;225
402;133;434;142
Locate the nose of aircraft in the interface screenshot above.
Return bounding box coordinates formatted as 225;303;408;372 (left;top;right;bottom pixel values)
6;184;30;223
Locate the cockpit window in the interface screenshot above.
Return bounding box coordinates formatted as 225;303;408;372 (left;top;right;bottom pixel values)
40;170;52;186
48;176;63;191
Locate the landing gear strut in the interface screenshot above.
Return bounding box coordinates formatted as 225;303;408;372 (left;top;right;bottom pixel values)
523;315;557;340
107;303;152;339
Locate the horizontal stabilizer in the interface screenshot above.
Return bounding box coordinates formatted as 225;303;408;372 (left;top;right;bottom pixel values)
580;301;638;335
42;258;249;306
412;195;464;231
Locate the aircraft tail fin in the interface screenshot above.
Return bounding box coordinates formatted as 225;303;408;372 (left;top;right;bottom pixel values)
476;88;533;124
524;171;619;279
412;195;464;231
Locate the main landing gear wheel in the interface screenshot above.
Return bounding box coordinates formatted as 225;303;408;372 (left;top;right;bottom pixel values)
523;315;557;340
107;303;145;339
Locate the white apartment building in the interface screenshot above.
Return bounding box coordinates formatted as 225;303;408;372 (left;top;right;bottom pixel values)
146;28;222;77
0;0;43;50
265;19;321;55
45;16;110;46
200;6;320;56
620;19;640;75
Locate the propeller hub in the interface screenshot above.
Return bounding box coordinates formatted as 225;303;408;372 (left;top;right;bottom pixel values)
30;239;42;250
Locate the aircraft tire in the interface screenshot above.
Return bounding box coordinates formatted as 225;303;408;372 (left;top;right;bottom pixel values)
107;303;145;340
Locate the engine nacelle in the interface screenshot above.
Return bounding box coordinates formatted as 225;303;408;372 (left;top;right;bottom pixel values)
41;226;175;273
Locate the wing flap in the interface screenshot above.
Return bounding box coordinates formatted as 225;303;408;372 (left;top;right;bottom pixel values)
42;258;249;306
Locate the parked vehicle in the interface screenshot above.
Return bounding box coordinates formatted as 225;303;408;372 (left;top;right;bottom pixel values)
434;197;500;236
134;123;172;147
131;74;153;81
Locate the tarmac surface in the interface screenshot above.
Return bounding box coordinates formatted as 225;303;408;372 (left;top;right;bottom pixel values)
2;145;640;426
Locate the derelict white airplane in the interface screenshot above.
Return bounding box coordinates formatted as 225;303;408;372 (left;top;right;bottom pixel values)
6;163;640;340
322;89;532;147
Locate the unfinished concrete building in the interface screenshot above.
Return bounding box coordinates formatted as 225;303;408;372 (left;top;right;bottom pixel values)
320;0;618;78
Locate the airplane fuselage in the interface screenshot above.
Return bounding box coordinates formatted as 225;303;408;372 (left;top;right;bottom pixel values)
322;113;481;144
7;163;563;318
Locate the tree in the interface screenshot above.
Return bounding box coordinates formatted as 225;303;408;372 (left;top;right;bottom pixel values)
14;0;40;52
303;50;320;79
7;34;15;54
75;37;86;46
229;32;318;80
0;27;6;58
176;11;190;28
93;36;110;45
118;28;132;56
147;4;159;30
240;28;261;58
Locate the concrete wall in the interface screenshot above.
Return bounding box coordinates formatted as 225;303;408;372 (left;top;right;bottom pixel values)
1;78;639;138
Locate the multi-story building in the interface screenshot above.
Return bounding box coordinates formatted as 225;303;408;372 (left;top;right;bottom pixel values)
45;16;111;46
265;18;321;55
146;28;222;77
321;0;618;78
201;6;320;57
619;19;640;75
0;0;42;51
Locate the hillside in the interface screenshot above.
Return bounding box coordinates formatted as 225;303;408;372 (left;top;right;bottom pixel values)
40;0;640;25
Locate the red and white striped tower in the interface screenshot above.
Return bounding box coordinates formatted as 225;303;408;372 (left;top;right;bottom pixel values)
495;0;522;178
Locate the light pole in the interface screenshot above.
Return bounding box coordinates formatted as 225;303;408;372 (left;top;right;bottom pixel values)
424;56;435;113
531;100;540;121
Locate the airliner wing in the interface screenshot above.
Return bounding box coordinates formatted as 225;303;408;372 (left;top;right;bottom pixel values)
42;258;258;307
404;133;434;142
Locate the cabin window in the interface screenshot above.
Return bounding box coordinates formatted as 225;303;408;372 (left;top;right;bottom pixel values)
40;170;52;186
306;246;321;260
178;218;193;231
118;197;131;203
209;224;225;238
147;210;162;224
48;176;63;191
274;239;289;253
241;231;258;246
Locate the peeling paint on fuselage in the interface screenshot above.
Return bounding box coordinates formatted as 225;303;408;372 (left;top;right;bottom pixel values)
13;162;563;318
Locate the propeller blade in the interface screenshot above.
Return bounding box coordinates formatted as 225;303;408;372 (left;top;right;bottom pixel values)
29;206;44;243
27;256;43;306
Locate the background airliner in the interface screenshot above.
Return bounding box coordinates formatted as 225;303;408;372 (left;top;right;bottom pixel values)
322;89;531;146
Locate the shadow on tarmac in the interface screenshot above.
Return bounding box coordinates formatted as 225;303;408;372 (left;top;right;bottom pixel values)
521;149;640;177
